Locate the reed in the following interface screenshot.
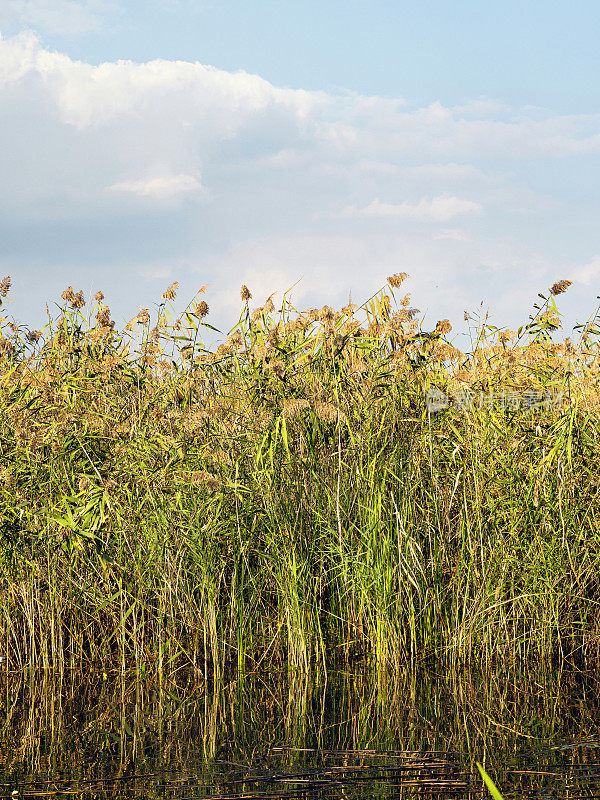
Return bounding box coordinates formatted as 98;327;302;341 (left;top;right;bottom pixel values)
0;273;599;678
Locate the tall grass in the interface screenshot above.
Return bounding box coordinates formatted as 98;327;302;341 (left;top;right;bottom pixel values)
1;274;599;678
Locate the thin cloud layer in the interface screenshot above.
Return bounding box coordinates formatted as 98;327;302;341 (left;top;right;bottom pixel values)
341;196;482;222
108;173;203;201
1;0;118;36
0;30;599;332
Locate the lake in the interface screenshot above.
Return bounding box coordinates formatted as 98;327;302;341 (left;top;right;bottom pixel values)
1;666;599;799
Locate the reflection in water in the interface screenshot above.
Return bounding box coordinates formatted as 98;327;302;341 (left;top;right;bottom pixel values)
1;667;600;798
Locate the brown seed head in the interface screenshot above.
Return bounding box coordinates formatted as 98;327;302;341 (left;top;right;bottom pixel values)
162;282;179;301
0;276;12;298
498;330;516;344
227;331;244;351
435;319;452;335
343;319;361;336
137;308;150;325
540;310;560;327
191;471;220;492
94;291;105;302
314;401;347;424
549;279;573;296
95;307;112;327
70;290;86;310
0;338;15;357
26;330;42;344
78;476;91;492
387;272;409;288
319;305;336;326
195;301;209;318
267;359;285;378
282;398;310;418
240;285;252;302
253;343;267;360
61;286;75;302
264;293;276;314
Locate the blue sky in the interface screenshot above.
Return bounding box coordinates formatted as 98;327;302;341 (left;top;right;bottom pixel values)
1;0;600;339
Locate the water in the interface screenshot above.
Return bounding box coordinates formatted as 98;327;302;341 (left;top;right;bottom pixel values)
1;667;600;799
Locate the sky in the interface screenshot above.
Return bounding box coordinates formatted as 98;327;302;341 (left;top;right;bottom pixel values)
1;0;600;342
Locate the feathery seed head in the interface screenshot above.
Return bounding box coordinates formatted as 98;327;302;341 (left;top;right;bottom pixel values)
162;282;179;301
195;301;209;318
253;343;267;361
94;291;105;302
319;306;335;326
549;279;573;296
227;331;244;351
0;276;12;298
540;310;560;327
282;398;310;418
314;401;346;424
267;359;285;378
343;319;361;336
70;290;86;310
95;307;112;328
435;319;452;335
136;308;150;325
240;285;252;302
387;272;409;288
499;330;516;344
267;325;280;346
191;471;220;492
0;338;15;357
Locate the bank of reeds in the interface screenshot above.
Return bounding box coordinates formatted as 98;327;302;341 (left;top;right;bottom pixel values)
1;274;599;677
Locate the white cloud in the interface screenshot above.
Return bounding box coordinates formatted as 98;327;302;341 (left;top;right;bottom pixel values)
0;33;325;128
199;229;553;335
571;255;600;286
398;162;488;181
341;195;482;222
0;32;599;332
108;173;203;201
1;0;118;36
451;97;512;118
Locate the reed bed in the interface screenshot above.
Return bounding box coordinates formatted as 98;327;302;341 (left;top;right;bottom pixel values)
0;274;599;677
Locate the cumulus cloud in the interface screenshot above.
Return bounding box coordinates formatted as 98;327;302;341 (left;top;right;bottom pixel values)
0;31;599;331
571;255;600;286
341;195;482;222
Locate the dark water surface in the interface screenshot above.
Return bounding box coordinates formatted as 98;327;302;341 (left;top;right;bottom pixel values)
2;667;600;799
